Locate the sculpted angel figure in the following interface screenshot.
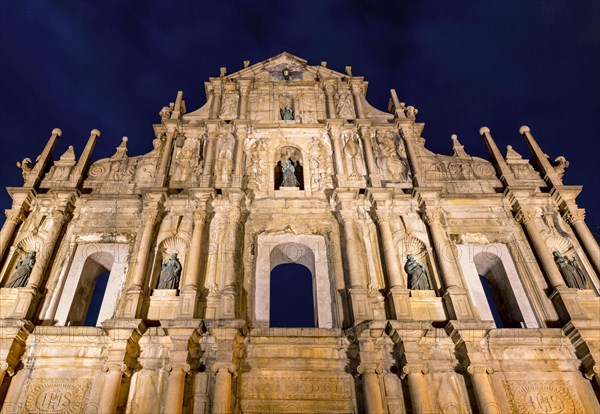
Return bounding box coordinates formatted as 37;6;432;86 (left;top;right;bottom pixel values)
6;251;36;288
157;253;182;290
404;255;430;290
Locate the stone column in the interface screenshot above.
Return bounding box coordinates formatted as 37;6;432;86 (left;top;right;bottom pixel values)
130;209;160;289
98;363;129;414
467;365;498;414
0;209;25;265
25;209;68;290
351;84;365;119
202;132;217;184
341;213;365;289
179;210;208;317
211;364;236;414
423;209;475;320
238;82;250;120
232;125;247;187
331;130;346;176
164;363;191;414
210;84;222;120
358;364;385;414
423;210;461;289
359;125;380;187
374;211;403;289
340;211;371;321
158;129;177;179
324;82;337;119
374;209;411;319
564;209;600;275
399;129;423;186
515;209;565;289
402;365;432;414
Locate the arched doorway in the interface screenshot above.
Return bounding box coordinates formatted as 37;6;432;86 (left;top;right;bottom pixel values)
254;234;335;328
270;263;315;327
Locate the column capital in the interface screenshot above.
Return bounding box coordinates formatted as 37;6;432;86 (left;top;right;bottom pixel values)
373;208;391;225
165;363;191;375
584;364;599;381
0;361;15;377
351;83;365;95
323;81;336;96
563;209;585;225
102;362;131;377
210;363;238;376
5;209;26;225
400;364;429;378
357;363;383;376
192;210;208;223
466;364;494;376
422;209;445;226
514;208;537;225
141;209;160;224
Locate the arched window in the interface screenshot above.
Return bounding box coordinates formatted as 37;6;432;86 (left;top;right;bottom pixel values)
254;235;335;328
270;263;315;327
54;244;128;327
457;243;539;328
66;252;114;326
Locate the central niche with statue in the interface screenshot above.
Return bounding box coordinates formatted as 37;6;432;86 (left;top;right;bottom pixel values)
274;146;304;190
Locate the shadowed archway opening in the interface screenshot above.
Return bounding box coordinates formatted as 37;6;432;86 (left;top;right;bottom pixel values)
84;271;110;326
269;263;315;327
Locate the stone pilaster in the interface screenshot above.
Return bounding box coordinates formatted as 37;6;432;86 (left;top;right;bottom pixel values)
323;80;337;119
467;364;499;414
351;83;365;119
358;123;381;187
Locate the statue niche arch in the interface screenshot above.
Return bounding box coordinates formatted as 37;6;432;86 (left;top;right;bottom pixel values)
274;146;304;190
254;233;334;328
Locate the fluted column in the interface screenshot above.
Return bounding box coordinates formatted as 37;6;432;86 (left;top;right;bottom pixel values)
164;363;191;414
324;82;337;119
0;209;25;265
351;84;365;119
211;364;236;414
131;210;160;288
515;209;565;289
467;365;498;414
565;209;600;275
98;363;129;414
402;365;432;414
358;364;385;414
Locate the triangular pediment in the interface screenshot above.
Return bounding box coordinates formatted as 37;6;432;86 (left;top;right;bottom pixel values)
226;51;346;80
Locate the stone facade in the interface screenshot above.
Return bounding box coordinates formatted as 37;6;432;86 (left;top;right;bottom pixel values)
0;52;599;413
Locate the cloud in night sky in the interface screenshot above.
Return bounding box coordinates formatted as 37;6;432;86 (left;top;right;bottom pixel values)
0;0;598;235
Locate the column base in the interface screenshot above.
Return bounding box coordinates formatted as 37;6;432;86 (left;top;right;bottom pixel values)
387;287;412;320
443;287;475;320
349;287;373;323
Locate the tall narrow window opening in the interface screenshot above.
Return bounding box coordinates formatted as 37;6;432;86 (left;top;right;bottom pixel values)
270;263;315;327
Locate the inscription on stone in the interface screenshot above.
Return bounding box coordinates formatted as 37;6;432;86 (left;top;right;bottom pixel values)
241;375;352;400
503;380;583;414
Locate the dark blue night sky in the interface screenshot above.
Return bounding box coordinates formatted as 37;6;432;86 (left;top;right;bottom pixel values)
1;0;598;238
